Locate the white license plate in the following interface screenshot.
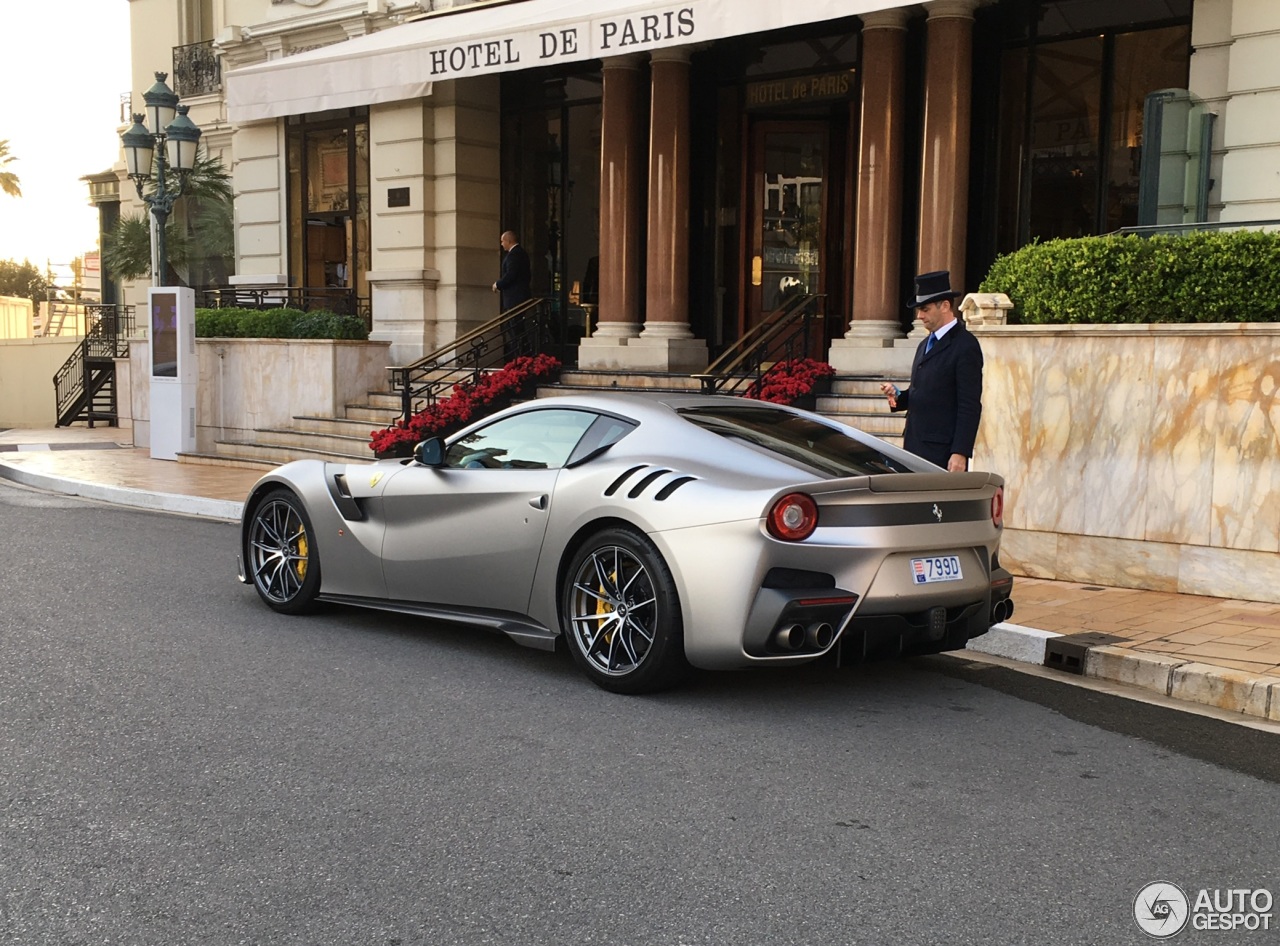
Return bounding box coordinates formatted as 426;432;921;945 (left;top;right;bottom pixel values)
911;555;963;584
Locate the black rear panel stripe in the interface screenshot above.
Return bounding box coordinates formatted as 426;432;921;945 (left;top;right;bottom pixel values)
821;499;990;527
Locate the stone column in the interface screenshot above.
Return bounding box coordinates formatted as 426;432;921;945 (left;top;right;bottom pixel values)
915;0;976;292
578;55;646;369
630;46;707;372
829;8;911;374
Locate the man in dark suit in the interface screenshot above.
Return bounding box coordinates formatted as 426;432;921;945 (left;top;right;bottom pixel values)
492;230;532;311
881;270;983;471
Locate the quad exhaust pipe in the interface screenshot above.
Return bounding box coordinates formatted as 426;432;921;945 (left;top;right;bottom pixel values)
772;622;835;652
772;624;806;651
805;622;835;650
991;598;1015;624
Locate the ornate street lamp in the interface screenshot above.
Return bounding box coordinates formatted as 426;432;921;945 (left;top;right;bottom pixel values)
120;72;203;286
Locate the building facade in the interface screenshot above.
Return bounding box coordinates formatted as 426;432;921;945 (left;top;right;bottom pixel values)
113;0;1280;369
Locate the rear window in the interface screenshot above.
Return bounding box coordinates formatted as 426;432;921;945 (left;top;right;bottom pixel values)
677;404;911;477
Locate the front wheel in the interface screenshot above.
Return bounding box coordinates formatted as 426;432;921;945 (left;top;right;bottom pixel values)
561;529;689;694
246;488;321;614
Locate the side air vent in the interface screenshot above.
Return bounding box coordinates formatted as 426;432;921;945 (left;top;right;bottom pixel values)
605;465;649;496
654;476;696;501
627;469;673;498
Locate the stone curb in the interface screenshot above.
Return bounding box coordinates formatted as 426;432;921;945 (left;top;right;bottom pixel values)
969;625;1280;722
0;461;244;522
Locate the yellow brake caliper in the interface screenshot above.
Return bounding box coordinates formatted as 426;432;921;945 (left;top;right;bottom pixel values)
597;568;617;644
295;532;308;581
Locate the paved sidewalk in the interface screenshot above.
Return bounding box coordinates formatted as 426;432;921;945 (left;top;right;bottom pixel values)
2;425;1279;725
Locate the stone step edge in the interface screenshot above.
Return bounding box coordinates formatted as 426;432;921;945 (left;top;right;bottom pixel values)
214;439;375;463
177;452;277;472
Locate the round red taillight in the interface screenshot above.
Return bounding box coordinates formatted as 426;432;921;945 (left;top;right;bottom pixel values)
991;487;1004;528
767;492;818;541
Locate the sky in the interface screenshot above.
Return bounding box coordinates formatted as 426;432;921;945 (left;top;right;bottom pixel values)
0;1;133;282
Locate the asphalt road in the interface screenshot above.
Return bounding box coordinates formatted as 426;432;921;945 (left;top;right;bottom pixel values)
2;482;1278;946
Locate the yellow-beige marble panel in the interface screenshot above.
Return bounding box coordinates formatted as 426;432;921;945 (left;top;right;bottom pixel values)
1210;336;1280;552
1074;335;1155;540
1179;543;1280;604
1144;334;1219;545
1017;337;1077;532
974;336;1033;529
1019;333;1153;539
1054;532;1181;593
998;528;1059;579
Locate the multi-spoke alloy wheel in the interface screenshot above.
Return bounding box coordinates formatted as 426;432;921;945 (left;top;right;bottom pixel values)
247;489;321;614
562;528;688;694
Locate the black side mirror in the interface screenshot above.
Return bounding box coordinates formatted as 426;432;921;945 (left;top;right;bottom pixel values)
414;437;445;467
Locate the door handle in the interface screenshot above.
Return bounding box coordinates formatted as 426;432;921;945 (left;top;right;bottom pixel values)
529;495;548;510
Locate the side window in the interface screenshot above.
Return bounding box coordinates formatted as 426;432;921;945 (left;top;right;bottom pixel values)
444;409;598;470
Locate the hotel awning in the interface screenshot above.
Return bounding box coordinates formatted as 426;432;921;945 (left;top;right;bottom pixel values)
226;0;914;123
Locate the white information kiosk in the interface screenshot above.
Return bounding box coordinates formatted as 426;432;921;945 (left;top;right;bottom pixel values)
148;287;197;460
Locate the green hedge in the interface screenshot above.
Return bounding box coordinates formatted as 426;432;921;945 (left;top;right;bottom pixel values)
978;231;1280;324
194;306;369;340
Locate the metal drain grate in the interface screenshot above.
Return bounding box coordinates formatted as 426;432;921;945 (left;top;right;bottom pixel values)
1044;632;1126;675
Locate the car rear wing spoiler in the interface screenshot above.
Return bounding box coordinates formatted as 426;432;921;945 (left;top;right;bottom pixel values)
787;471;1003;498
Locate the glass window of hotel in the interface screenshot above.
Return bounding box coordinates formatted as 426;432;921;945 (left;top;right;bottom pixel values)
286;109;370;305
995;0;1190;251
500;73;602;343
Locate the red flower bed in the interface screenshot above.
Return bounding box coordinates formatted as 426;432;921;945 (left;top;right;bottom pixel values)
744;358;836;405
369;354;561;457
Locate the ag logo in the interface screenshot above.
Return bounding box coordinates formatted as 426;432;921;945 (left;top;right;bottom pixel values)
1135;881;1190;938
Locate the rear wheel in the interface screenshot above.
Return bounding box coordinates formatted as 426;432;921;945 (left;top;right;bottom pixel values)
561;528;689;694
247;488;321;614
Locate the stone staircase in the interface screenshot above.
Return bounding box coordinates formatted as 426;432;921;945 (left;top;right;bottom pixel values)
181;390;401;470
180;369;908;469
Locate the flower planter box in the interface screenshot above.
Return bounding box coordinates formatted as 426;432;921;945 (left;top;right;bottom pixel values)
369;355;561;458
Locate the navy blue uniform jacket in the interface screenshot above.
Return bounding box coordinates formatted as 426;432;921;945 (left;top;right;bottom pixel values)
891;319;983;468
496;243;532;311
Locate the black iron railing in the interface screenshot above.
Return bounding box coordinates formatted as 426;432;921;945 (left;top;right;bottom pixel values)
173;41;221;97
388;298;552;422
194;286;372;333
695;294;824;396
53;304;136;428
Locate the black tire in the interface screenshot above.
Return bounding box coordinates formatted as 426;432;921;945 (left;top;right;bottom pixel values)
561;528;690;694
246;488;322;614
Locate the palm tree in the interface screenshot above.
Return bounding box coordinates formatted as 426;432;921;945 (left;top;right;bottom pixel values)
101;152;233;285
0;139;21;198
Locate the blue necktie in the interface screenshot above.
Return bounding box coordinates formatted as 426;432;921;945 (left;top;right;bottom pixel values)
925;332;936;354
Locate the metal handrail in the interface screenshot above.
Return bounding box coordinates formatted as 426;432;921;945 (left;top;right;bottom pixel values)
695;294;824;395
388;298;552;422
53;305;135;427
1113;218;1280;238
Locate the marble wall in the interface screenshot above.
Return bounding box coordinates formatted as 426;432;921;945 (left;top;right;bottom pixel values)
127;337;391;453
973;323;1280;602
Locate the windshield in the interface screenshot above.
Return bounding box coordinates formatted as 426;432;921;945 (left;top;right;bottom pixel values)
677;404;912;477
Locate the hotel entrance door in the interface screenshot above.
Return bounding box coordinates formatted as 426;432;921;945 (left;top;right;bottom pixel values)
746;123;830;336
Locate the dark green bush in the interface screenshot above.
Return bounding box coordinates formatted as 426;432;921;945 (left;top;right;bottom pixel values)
979;230;1280;324
194;306;369;340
